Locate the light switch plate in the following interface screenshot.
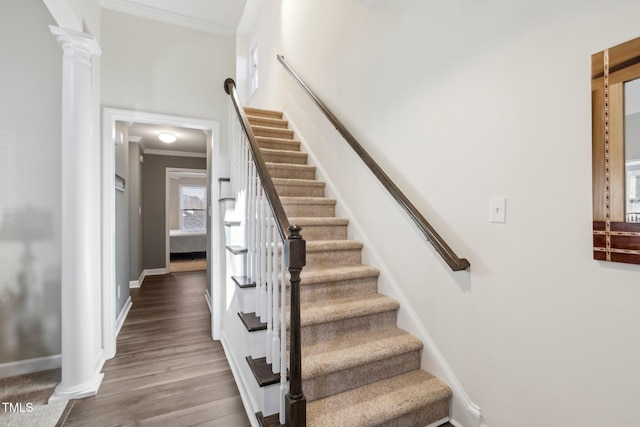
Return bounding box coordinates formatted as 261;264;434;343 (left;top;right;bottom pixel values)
490;197;506;223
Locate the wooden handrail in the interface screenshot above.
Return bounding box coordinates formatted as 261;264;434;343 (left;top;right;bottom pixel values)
277;55;470;271
224;78;307;426
224;78;291;241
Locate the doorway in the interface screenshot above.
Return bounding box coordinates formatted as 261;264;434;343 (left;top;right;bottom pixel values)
166;168;208;273
102;109;224;360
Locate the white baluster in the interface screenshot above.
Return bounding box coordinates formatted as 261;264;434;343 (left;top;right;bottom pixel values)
253;174;261;317
247;159;255;284
265;208;273;365
272;218;281;374
259;187;268;323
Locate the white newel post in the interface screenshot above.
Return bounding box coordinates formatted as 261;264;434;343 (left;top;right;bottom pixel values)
49;26;104;403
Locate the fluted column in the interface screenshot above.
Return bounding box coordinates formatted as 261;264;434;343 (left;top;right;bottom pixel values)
49;26;103;403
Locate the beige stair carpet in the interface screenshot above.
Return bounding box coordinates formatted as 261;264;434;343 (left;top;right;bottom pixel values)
245;106;452;427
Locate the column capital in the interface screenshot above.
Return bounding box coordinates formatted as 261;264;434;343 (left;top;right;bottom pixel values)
50;26;101;58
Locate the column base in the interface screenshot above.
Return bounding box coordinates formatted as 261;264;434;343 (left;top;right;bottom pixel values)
48;372;104;404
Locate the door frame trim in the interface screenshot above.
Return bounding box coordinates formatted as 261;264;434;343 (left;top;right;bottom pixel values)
102;108;220;359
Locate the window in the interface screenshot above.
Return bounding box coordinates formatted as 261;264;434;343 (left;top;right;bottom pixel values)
250;45;259;96
179;185;207;231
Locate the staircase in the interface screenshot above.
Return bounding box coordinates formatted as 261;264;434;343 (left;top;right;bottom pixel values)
244;106;452;427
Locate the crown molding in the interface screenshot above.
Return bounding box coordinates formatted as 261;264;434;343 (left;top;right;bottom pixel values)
100;0;236;37
144;148;206;158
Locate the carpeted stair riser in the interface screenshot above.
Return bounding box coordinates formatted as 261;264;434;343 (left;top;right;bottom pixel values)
284;265;380;303
256;136;301;152
266;163;316;180
244;107;283;119
253;125;295;140
244;107;452;427
261;148;308;165
274;179;326;197
247;115;289;129
304;350;421;402
281;197;336;217
287;218;349;241
299;330;424;401
299;310;397;348
304;242;362;268
293;275;379;302
306;370;451;427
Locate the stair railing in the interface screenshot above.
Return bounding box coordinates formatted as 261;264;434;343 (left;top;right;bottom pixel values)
277;55;470;271
225;78;307;426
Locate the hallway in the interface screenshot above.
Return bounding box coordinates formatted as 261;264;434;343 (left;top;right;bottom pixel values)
61;271;250;426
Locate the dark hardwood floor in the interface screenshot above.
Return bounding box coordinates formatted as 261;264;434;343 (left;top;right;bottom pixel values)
61;271;250;427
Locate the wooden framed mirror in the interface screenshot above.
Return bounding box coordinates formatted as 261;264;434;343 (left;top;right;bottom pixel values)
592;35;640;265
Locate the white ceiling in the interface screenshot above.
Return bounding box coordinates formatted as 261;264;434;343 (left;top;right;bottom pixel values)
100;0;247;36
127;122;207;156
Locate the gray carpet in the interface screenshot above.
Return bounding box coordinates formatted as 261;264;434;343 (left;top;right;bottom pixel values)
0;368;66;427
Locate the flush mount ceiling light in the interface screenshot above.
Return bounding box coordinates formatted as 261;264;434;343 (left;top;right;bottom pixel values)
158;132;177;143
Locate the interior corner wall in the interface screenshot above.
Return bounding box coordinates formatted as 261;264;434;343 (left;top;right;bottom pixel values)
142;155;206;270
245;1;640;426
0;0;62;370
128;141;143;282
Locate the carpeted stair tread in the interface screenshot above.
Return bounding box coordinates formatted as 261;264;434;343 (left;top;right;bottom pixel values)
306;239;363;252
266;162;316;180
273;178;325;186
299;265;379;284
287;217;349;240
280;197;336;217
255;136;301;151
295;294;399;327
301;328;422;380
252;125;294;139
307;370;452;427
280;196;336;205
244;106;283;119
261;147;308;164
247;115;289;129
289;217;349;226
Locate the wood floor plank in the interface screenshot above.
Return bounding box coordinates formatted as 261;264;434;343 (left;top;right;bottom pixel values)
62;271;249;426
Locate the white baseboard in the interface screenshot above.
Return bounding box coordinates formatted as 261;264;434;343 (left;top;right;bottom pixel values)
205;290;212;313
48;350;105;403
0;354;62;379
221;331;260;427
130;270;147;288
115;296;133;337
284;112;484;427
143;268;168;277
426;418;450;427
49;372;104;404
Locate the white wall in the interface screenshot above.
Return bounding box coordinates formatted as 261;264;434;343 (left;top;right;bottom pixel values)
240;1;640;426
115;121;130;315
101;9;235;131
0;0;63;369
128;141;143;281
